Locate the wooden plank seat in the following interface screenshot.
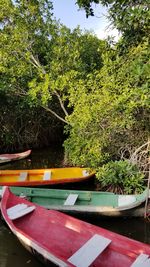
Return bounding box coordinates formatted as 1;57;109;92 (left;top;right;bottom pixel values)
7;204;27;215
68;234;111;267
82;170;89;177
19;172;28;181
7;204;35;220
64;194;78;206
43;171;52;180
131;254;150;267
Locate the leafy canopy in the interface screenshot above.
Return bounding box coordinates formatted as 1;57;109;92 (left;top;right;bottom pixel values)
64;39;150;167
76;0;150;47
0;0;105;125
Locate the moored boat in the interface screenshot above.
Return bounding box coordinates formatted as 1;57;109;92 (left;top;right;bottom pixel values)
0;186;148;217
0;150;31;164
1;186;150;267
0;167;95;186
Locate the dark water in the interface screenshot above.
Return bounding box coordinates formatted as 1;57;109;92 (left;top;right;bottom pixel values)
0;147;150;267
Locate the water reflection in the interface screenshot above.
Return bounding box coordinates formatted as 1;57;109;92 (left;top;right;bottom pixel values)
0;147;64;170
0;222;43;267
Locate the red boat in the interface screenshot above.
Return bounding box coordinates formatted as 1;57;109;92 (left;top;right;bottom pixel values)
0;150;31;164
1;187;150;267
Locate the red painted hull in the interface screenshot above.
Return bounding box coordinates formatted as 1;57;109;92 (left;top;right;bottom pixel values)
0;150;31;164
1;187;150;267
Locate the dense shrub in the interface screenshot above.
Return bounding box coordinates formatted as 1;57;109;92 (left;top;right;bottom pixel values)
96;160;145;194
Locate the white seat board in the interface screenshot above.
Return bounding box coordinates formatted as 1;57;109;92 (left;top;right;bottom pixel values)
64;194;78;206
68;234;111;267
19;172;28;181
43;171;52;180
0;189;2;197
19;193;26;198
82;170;89;177
8;206;36;220
131;254;150;267
7;204;28;215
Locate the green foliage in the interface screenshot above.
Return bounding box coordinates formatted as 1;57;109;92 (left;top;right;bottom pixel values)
76;0;149;48
0;0;106;149
77;0;100;17
96;160;145;194
0;0;105;125
109;1;149;48
64;39;150;167
0;0;54;97
65;0;150;170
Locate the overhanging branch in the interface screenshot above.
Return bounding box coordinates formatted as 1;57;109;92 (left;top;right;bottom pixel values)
54;90;69;117
41;105;69;125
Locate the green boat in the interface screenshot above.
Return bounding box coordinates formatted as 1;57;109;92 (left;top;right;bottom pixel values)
0;186;148;217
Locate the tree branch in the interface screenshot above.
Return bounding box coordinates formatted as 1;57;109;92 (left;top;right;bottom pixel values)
130;141;150;164
54;90;69;116
41;105;69;125
30;54;46;74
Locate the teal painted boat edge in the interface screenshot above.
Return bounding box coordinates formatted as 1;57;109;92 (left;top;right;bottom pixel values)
0;186;148;210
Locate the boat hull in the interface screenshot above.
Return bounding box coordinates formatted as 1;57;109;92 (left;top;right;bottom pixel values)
0;167;95;186
0;150;31;164
17;233;68;267
1;187;150;267
0;186;148;217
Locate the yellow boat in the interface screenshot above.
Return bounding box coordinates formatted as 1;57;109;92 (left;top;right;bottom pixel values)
0;167;95;187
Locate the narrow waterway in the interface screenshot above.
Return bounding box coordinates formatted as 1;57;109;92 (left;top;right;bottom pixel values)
0;147;149;267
